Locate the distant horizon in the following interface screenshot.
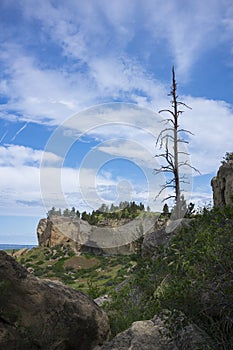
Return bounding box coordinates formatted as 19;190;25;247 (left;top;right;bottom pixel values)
0;243;38;249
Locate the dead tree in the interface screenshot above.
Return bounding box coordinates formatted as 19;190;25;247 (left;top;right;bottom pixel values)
154;66;199;218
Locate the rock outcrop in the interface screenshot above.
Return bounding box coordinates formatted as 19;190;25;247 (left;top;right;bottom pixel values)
142;218;192;259
96;313;213;350
211;160;233;206
37;215;156;255
0;251;110;350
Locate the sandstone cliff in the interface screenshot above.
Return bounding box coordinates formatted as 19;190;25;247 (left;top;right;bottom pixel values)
37;214;157;255
211;160;233;206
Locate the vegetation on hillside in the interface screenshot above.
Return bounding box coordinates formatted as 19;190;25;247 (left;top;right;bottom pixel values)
103;205;233;349
17;247;137;299
12;200;233;348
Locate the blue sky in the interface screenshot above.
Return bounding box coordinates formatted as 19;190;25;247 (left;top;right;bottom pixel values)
1;0;233;244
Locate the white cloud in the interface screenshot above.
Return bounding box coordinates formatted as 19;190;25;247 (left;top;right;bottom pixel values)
0;155;163;216
143;0;227;78
0;144;61;167
0;42;167;126
180;97;233;174
1;0;232;129
2;0;233;219
0;45;91;124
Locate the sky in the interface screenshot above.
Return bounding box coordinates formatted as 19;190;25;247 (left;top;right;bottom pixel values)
1;0;233;244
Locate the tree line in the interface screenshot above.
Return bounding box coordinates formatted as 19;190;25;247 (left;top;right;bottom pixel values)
47;201;148;225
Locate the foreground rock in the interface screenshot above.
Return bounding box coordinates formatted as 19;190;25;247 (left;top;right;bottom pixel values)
142;218;192;259
37;215;156;255
211;160;233;206
0;251;110;350
96;313;213;350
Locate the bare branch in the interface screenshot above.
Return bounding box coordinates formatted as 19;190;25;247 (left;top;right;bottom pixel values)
154;166;174;174
179;180;190;185
155;128;174;147
159;134;175;146
159;109;175;117
178;161;201;174
161;118;175;126
178;129;194;135
155;184;176;199
165;178;176;185
177;139;189;144
177;101;192;110
177;151;190;156
162;195;176;202
154;150;174;159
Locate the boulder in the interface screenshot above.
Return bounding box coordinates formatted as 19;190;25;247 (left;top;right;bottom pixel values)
96;313;213;350
142;218;192;259
211;160;233;206
0;251;110;350
12;247;29;258
95;316;176;350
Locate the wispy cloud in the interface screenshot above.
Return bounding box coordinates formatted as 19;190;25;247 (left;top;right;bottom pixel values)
11;122;28;141
0;130;8;144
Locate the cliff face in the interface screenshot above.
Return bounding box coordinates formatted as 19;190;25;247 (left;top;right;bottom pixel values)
37;215;156;255
211;161;233;206
37;217;83;249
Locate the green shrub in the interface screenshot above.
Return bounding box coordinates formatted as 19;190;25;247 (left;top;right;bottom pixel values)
36;260;44;265
52;259;65;273
87;279;99;299
104;206;233;348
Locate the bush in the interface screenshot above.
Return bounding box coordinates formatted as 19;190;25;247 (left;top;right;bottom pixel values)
152;206;233;348
104;206;233;348
52;259;65;273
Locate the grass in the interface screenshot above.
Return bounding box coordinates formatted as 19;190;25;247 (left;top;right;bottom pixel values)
15;246;137;298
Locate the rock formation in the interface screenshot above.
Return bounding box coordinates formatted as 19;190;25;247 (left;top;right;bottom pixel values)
211;160;233;206
95;313;213;350
37;215;156;255
0;251;110;350
142;218;192;259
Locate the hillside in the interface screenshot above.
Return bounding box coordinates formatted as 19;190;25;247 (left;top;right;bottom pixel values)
102;205;233;349
8;205;233;349
16;246;136;298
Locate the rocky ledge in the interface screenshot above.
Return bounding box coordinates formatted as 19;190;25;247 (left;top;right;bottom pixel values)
37;214;156;255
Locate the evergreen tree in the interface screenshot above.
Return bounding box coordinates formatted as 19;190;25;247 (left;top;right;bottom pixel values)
162;203;170;216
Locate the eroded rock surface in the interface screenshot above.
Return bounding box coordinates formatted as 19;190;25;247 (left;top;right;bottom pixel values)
37;215;156;255
211;160;233;206
0;251;110;350
96;313;213;350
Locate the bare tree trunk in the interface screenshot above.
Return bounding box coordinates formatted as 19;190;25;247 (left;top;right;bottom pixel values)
154;66;199;219
171;67;181;218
